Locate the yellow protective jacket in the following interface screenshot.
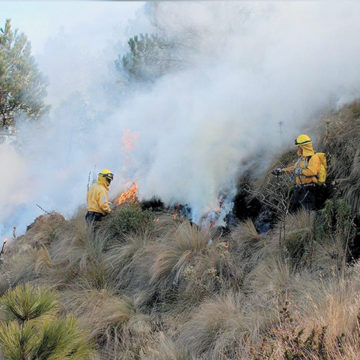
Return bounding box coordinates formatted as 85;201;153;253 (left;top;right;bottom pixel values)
86;177;111;215
282;141;321;185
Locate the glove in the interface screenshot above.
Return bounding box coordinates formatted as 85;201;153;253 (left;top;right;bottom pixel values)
294;168;302;176
271;168;282;176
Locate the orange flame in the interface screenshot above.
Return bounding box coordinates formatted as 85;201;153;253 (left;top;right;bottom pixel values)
116;183;138;206
122;129;139;152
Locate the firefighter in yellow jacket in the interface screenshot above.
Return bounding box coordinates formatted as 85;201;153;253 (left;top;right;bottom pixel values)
272;134;325;212
85;169;114;224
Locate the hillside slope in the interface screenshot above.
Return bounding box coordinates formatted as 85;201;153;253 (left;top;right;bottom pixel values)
0;102;360;359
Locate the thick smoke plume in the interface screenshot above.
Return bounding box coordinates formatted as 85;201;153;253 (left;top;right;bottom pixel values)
2;2;360;237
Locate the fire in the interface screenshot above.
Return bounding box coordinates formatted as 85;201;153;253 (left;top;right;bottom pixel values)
116;182;138;206
122;129;139;152
201;209;221;231
172;204;191;222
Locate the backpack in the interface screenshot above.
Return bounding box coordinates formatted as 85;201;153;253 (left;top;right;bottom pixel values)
314;152;327;185
295;152;328;184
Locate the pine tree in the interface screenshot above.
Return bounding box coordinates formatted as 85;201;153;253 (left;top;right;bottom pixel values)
116;33;181;83
0;284;95;359
0;19;48;128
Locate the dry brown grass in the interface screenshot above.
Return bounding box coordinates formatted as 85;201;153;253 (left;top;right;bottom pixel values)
0;247;38;294
0;212;67;292
316;102;360;214
143;333;194;360
230;220;268;276
104;232;152;291
176;291;274;360
1;100;360;359
298;270;360;343
33;245;53;274
178;244;239;308
44;213;110;289
248;265;360;360
0;202;356;360
340;148;360;214
145;222;211;301
61;287;156;360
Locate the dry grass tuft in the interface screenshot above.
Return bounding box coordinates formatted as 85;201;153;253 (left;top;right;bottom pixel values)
245;256;294;297
148;222;210;297
299;275;360;343
104;232;152;291
144;333;194;360
62;287;155;359
177;292;273;359
33;245;53;274
47;217;109;289
230;220;267;274
0;248;38;293
150;214;178;238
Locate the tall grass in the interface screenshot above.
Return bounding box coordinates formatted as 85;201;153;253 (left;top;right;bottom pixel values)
177;291;274;360
61;287;155;359
144;334;194;360
1;101;360;359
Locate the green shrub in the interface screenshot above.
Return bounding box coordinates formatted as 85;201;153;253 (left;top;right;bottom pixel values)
315;199;355;241
308;198;356;274
276;211;315;269
105;204;154;240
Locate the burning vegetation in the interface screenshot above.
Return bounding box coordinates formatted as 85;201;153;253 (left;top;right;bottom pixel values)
2;102;359;359
114;181;236;232
3;4;360;358
116;182;138;206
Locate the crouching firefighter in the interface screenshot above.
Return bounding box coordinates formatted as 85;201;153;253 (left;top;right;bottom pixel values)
272;134;327;212
85;169;114;226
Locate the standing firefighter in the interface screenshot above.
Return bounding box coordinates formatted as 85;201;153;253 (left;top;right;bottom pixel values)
272;134;327;212
85;169;114;225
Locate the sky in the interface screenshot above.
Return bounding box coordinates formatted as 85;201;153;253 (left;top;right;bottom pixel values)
1;1;148;104
0;1;143;55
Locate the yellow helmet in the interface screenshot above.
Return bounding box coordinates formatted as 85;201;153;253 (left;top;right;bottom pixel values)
98;169;114;182
295;134;312;146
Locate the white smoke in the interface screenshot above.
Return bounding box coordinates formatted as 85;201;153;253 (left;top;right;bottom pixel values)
1;1;360;237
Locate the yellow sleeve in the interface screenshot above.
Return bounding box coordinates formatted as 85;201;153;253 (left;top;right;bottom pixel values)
301;155;320;177
98;188;111;214
282;162;296;174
